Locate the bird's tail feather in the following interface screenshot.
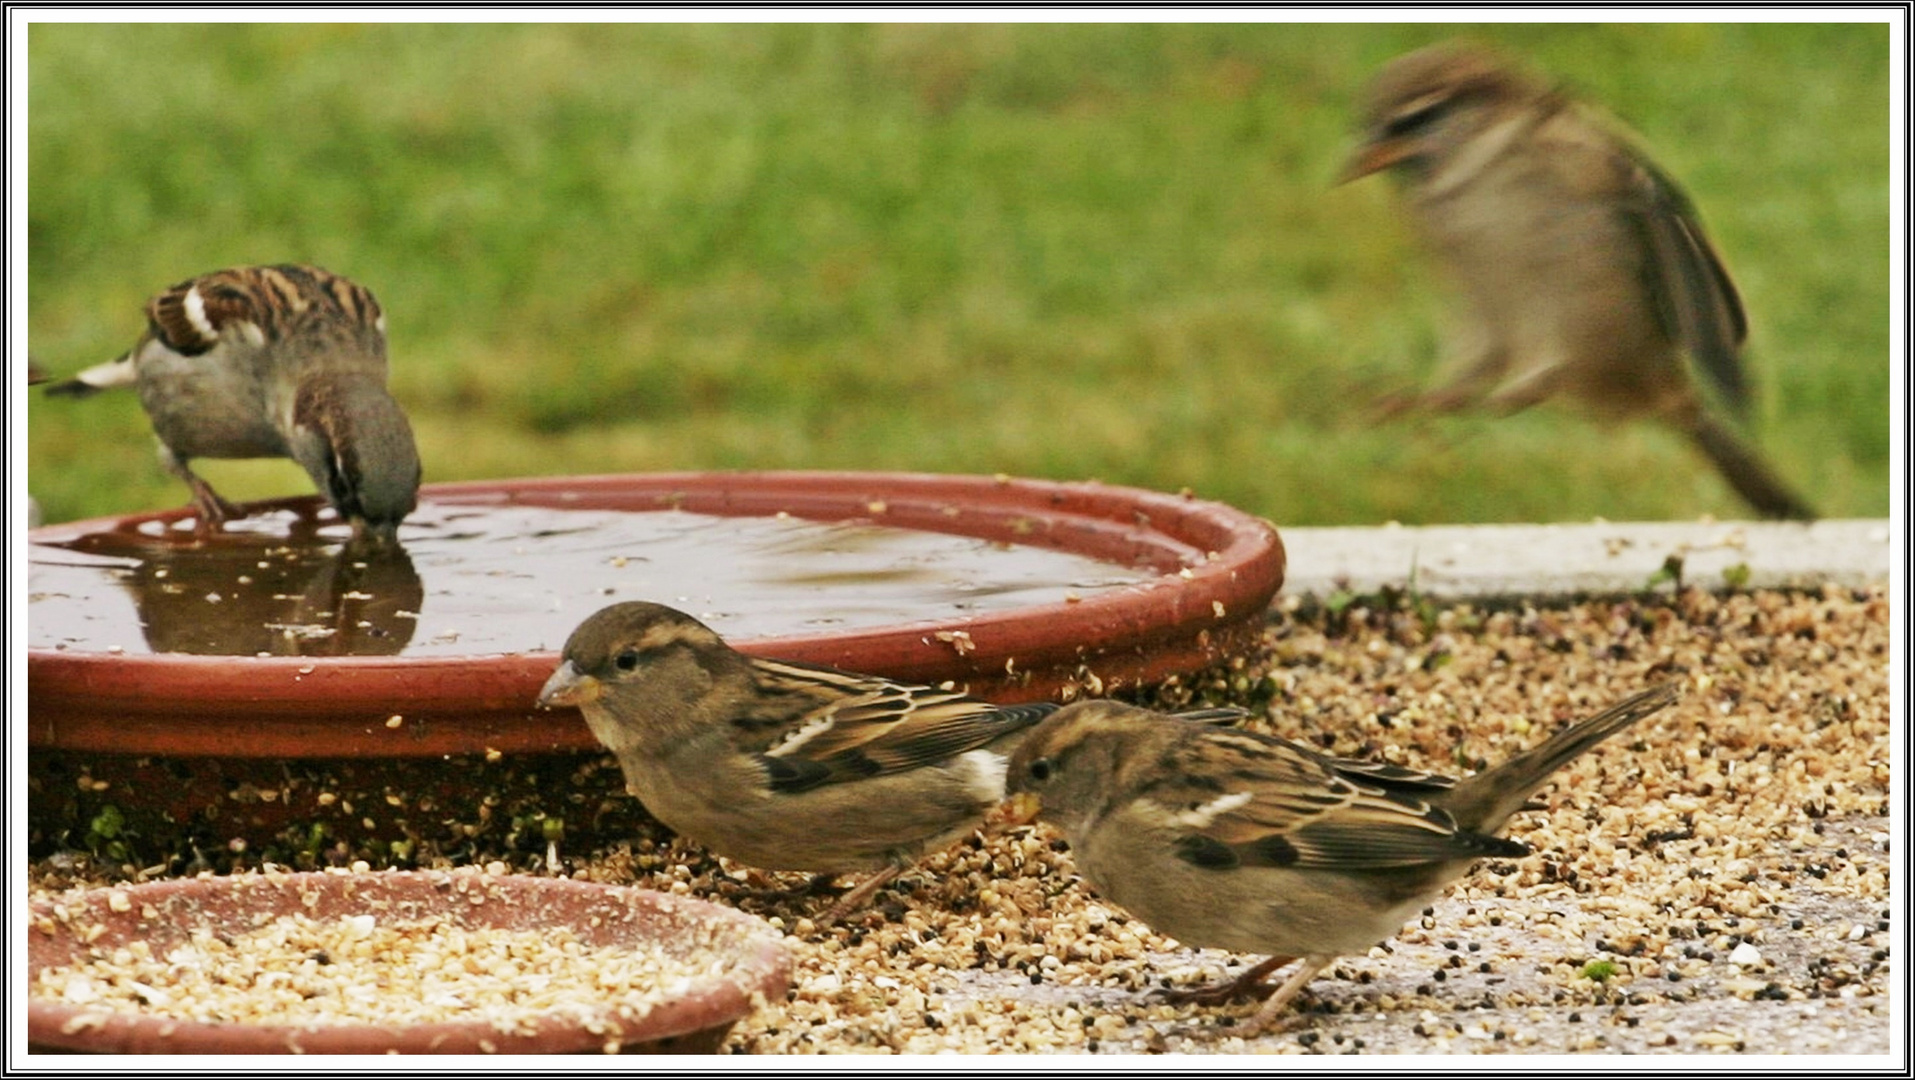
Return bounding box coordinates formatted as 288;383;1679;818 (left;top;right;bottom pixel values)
43;354;137;398
1686;413;1817;521
1448;682;1681;832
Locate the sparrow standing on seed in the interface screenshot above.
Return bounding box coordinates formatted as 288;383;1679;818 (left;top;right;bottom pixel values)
1343;42;1814;520
1001;682;1680;1034
536;600;1068;919
44;265;422;543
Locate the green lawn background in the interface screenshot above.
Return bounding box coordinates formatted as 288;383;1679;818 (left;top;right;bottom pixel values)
24;21;1891;527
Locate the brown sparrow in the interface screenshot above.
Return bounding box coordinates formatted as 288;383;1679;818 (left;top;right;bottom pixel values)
44;265;422;543
536;600;1241;920
1344;42;1814;520
1002;682;1680;1033
537;600;1063;919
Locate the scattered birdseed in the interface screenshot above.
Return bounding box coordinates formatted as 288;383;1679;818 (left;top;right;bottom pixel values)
28;587;1890;1054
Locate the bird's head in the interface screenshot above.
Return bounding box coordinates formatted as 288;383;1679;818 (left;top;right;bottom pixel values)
1341;42;1547;183
291;375;421;546
537;601;749;753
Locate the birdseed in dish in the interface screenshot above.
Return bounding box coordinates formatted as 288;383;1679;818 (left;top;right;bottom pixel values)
35;911;718;1033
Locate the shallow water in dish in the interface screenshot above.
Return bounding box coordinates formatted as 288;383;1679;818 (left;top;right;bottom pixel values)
28;500;1163;657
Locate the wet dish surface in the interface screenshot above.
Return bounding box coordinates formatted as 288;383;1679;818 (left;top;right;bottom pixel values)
29;502;1159;658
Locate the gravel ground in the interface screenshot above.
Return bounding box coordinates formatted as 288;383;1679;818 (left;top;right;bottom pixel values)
28;585;1894;1056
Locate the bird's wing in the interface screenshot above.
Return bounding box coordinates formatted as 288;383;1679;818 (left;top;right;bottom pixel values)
1164;706;1255;726
148;265;388;364
1319;752;1459;794
742;657;1056;793
1137;729;1526;873
47;266;389;397
141;267;280;356
1618;145;1750;416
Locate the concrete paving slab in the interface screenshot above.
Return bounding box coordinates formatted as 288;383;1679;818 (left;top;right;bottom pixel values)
1278;519;1895;601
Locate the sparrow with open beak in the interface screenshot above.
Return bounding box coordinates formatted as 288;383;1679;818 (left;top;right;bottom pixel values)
1344;42;1814;520
1001;682;1680;1034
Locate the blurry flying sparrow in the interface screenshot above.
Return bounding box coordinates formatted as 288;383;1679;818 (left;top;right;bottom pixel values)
1344;43;1814;520
1002;682;1680;1033
536;600;1241;920
44;265;422;543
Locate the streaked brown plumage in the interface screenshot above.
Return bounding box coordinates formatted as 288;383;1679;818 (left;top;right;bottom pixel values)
1003;682;1680;1033
44;265;421;543
1345;42;1813;520
536;600;1065;918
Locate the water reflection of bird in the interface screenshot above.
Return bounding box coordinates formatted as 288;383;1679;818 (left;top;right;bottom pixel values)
1344;43;1814;520
43;265;423;542
51;526;424;657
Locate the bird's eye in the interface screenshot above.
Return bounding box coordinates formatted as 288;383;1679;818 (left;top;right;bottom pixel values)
613;649;640;672
1026;757;1054;783
1383;100;1449;139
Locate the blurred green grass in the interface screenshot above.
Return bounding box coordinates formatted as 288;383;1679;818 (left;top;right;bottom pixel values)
25;22;1890;526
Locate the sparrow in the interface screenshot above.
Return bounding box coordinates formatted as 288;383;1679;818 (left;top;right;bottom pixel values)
535;600;1242;919
1001;681;1681;1034
1343;42;1815;520
44;265;422;543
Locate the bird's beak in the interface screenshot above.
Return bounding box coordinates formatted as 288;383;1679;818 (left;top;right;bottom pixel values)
1336;137;1412;184
344;519;405;556
350;518;402;548
538;661;602;708
987;791;1043;829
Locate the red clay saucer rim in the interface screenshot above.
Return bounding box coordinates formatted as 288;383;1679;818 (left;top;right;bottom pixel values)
27;471;1286;756
25;867;792;1055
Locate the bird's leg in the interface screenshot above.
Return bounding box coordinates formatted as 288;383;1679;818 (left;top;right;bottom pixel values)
184;477;243;535
1366;388;1422;421
734;870;839;907
1370;344;1509;420
1481;356;1568;415
819;861;909;923
160;445;241;534
1238;956;1333;1036
1155;954;1298;1005
286;506;328;544
803;871;842;894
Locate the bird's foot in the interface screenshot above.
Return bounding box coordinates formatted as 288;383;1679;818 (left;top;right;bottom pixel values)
1366;388;1423;422
185;482;243;536
1154;955;1298;1006
817;865;907;924
733;870;835;906
1236;957;1332;1037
